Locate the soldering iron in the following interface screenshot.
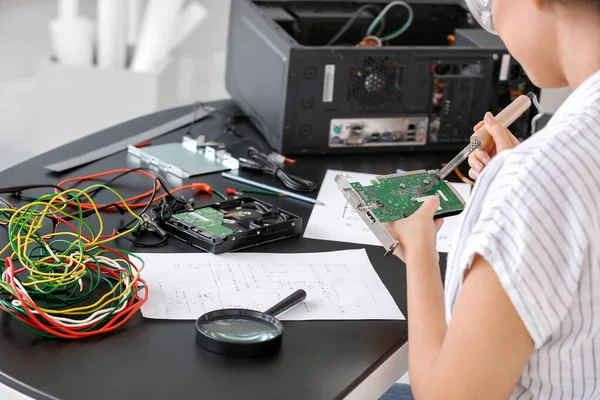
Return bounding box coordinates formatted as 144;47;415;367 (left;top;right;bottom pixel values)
424;92;536;193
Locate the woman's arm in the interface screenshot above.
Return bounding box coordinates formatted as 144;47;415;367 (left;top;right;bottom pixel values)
408;253;533;399
386;198;534;399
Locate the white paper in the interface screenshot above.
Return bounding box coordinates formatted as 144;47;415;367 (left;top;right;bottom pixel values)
170;1;207;52
131;0;184;72
135;250;404;321
304;169;472;253
97;0;127;69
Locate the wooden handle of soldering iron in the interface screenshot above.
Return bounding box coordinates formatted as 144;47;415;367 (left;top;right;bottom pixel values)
470;94;532;148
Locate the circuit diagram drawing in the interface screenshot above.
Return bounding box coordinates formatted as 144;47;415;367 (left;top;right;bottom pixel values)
138;250;405;321
158;262;375;317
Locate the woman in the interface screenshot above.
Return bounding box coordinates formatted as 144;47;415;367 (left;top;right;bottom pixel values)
382;0;600;398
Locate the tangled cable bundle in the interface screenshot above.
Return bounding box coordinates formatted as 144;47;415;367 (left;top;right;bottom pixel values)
241;147;318;193
0;185;148;339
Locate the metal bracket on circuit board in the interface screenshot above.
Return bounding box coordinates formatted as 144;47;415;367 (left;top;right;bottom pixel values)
335;174;399;255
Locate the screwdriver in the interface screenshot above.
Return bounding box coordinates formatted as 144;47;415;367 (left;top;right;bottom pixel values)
423;92;535;193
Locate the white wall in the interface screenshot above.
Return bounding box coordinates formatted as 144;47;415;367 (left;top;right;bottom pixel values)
0;0;232;171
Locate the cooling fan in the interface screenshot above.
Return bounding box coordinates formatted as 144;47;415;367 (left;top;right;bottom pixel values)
347;56;404;110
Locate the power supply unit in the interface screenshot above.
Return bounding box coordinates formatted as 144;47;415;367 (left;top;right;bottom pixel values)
225;0;540;155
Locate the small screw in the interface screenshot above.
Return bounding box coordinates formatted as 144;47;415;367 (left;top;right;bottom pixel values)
423;179;429;184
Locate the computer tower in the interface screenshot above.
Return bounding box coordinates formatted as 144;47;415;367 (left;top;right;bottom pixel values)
225;0;539;155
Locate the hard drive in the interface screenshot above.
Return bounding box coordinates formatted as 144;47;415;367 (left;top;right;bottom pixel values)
161;197;302;254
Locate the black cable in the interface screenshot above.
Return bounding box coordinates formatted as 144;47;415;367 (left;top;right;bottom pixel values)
0;184;67;203
85;168;147;198
119;177;160;231
120;232;168;248
227;136;268;151
184;101;204;137
54;168;184;225
326;5;385;46
241;147;318;193
85;168;186;205
190;101;270;153
117;175;189;248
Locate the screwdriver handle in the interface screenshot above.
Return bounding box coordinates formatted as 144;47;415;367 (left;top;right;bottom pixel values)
471;94;533;148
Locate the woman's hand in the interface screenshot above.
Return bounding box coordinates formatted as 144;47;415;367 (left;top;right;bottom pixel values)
384;196;444;263
468;112;520;180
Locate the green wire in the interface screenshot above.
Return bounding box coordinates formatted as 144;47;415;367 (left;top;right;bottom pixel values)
213;189;227;200
0;184;148;338
366;1;414;42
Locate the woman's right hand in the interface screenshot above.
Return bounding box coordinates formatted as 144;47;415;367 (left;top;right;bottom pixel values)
468;112;521;180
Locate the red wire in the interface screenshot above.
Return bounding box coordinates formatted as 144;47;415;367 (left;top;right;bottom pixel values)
55;169;211;211
3;214;148;338
56;169;161;210
0;169;205;337
6;257;147;338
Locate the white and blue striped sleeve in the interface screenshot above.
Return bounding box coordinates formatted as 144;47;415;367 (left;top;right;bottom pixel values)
457;150;590;349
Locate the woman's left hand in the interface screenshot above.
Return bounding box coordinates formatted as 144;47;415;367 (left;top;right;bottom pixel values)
383;195;444;263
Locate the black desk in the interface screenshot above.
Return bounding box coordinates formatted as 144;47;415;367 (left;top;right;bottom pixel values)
0;100;454;400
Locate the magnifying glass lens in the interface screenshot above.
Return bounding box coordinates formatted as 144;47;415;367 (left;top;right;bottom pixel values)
199;317;280;343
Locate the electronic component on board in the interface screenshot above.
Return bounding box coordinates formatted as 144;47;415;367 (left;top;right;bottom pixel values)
336;170;466;254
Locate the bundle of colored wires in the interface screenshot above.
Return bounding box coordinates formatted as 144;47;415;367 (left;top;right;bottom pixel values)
366;1;414;42
326;4;386;46
55;168;207;212
0;185;148;339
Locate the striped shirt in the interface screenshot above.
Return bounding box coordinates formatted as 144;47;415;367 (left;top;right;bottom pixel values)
446;69;600;399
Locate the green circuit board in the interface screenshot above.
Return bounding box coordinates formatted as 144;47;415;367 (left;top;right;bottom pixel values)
170;207;233;238
349;171;466;223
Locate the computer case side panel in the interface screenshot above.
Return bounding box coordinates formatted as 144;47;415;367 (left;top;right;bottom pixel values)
225;0;293;152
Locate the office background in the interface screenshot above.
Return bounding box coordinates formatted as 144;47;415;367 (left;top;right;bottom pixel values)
0;0;229;172
0;0;571;172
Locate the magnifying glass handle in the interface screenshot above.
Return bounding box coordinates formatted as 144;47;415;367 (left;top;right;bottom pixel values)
264;289;307;317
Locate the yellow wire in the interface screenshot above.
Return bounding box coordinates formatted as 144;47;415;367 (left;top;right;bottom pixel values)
41;266;140;315
1;184;143;307
40;256;145;315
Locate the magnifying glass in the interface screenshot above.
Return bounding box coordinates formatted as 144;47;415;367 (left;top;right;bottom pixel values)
195;289;307;357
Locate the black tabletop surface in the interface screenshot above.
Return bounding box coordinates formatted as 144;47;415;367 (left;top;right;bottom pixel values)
0;100;456;400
